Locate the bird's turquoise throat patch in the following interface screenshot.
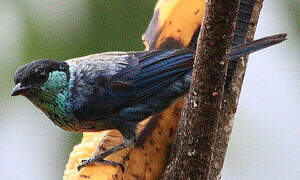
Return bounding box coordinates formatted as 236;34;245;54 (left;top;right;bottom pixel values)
27;70;75;128
41;70;69;95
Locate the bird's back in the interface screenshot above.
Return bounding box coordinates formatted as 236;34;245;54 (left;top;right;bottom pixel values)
65;50;195;132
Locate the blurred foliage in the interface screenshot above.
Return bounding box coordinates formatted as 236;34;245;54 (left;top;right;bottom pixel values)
20;0;156;61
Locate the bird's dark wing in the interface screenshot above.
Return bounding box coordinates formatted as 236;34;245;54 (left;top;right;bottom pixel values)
71;50;194;121
114;50;194;103
71;33;287;123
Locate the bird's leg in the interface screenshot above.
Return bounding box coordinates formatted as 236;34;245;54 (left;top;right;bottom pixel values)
77;136;135;172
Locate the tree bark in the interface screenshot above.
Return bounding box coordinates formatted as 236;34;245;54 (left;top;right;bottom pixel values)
210;0;264;179
162;0;241;179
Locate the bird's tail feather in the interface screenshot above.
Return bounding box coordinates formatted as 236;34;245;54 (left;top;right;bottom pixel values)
229;33;287;60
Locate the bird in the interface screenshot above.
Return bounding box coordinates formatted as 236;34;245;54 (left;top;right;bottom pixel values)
11;33;287;171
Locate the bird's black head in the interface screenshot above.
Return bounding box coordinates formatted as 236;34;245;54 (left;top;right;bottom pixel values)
12;59;69;97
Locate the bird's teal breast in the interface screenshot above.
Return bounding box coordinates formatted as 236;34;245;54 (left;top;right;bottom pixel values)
28;90;76;129
41;71;69;95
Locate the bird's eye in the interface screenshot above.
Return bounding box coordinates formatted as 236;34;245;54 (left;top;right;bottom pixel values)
36;68;48;82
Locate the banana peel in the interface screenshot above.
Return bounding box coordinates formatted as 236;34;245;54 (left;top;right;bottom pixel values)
143;0;205;50
63;0;205;179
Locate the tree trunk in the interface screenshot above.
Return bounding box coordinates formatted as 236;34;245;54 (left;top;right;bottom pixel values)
162;0;241;179
210;0;264;179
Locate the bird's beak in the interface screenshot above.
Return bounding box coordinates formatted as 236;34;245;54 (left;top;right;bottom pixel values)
11;82;30;96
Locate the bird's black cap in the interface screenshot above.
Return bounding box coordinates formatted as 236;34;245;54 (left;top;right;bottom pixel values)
12;59;69;96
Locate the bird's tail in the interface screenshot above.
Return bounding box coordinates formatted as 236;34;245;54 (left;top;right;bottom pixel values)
229;33;287;60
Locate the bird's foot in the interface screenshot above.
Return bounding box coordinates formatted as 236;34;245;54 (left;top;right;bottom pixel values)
77;155;124;172
77;137;134;172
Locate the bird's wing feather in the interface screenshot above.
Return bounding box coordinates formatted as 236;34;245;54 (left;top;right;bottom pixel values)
111;50;194;103
71;50;194;121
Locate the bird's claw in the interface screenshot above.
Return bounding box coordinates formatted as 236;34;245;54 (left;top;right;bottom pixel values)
101;160;124;172
77;156;124;172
